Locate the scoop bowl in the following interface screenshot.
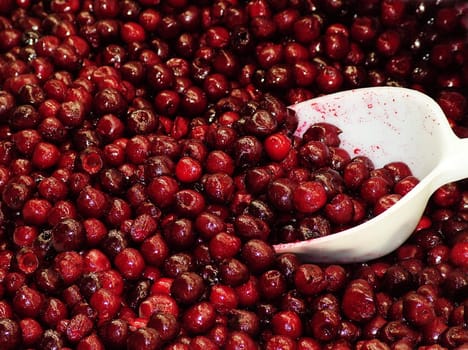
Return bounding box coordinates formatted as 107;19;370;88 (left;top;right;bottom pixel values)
273;86;468;263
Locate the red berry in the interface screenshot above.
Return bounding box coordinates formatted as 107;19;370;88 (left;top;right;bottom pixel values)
264;132;292;161
449;242;468;268
22;198;52;226
175;156;203;183
121;22;146;43
293;181;327;214
114;247;145;280
271;310;303;338
32;142;60;169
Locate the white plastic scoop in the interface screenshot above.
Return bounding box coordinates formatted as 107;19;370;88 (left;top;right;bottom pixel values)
273;86;468;263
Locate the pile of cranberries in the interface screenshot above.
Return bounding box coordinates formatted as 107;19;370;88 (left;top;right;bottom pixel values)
0;0;467;349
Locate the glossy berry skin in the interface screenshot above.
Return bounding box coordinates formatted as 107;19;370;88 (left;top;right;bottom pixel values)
309;309;341;342
240;239;275;275
271;310;303;339
258;269;287;301
31;142;60;169
121;22;146;43
209;284;238;314
209;232;241;261
360;176;391;204
114;247;145;280
12;286;43;318
139;293;179;320
19;317;43;347
449;242;468;268
294;264;327;296
90;288;121;323
205;150;235;175
51;218;85;252
147;176;179;208
341;279;376;322
22;198;53;226
293;181;327;214
175;156;203;183
0;318;21;350
325;193;355;225
316;66;343;93
402;292;436;327
182;301;216;335
126;327;162;350
224;331;257;350
171;272;205;305
264;132;292;161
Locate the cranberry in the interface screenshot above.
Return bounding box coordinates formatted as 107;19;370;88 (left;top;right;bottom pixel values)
303;123;341;148
202;172;235;203
139;292;179;320
162;218;196;251
341;279;376;322
171;272;205;305
240;239;275;274
163;252;194;279
125;108;157;136
21;198;52;226
13;225;38;247
394;176;419;196
51;218;85;252
309;308;341;342
219;258;250;287
90;288;121;323
126;327;162;350
325;193;355;225
209;284;239;314
234;213;270;241
146;312;179;343
0;318;20;350
382;265;415;297
182;301;216;335
38;329;65;349
324;32;350;61
224;331;257;350
293;181;327;214
293;16;321;44
97;318;129;348
232;135;263;168
37;176;68;202
54;250;84;285
48;199;78;226
41;297;68;328
209;232;241;261
258;270;287;301
175;156;202;183
360;176;391;204
19;317;43;347
293;264;327;296
316;65;344;93
351;16;377;44
32;142;60;169
228;309;260;336
449;241;468;268
402;291;436;327
114;247;145;280
376;29;401;57
12;285;43;318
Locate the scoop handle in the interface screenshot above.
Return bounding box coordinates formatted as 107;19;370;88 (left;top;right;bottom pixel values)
428;134;468;193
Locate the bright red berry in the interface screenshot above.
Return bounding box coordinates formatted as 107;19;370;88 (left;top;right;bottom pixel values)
450;242;468;268
264;133;292;161
175;156;202;183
